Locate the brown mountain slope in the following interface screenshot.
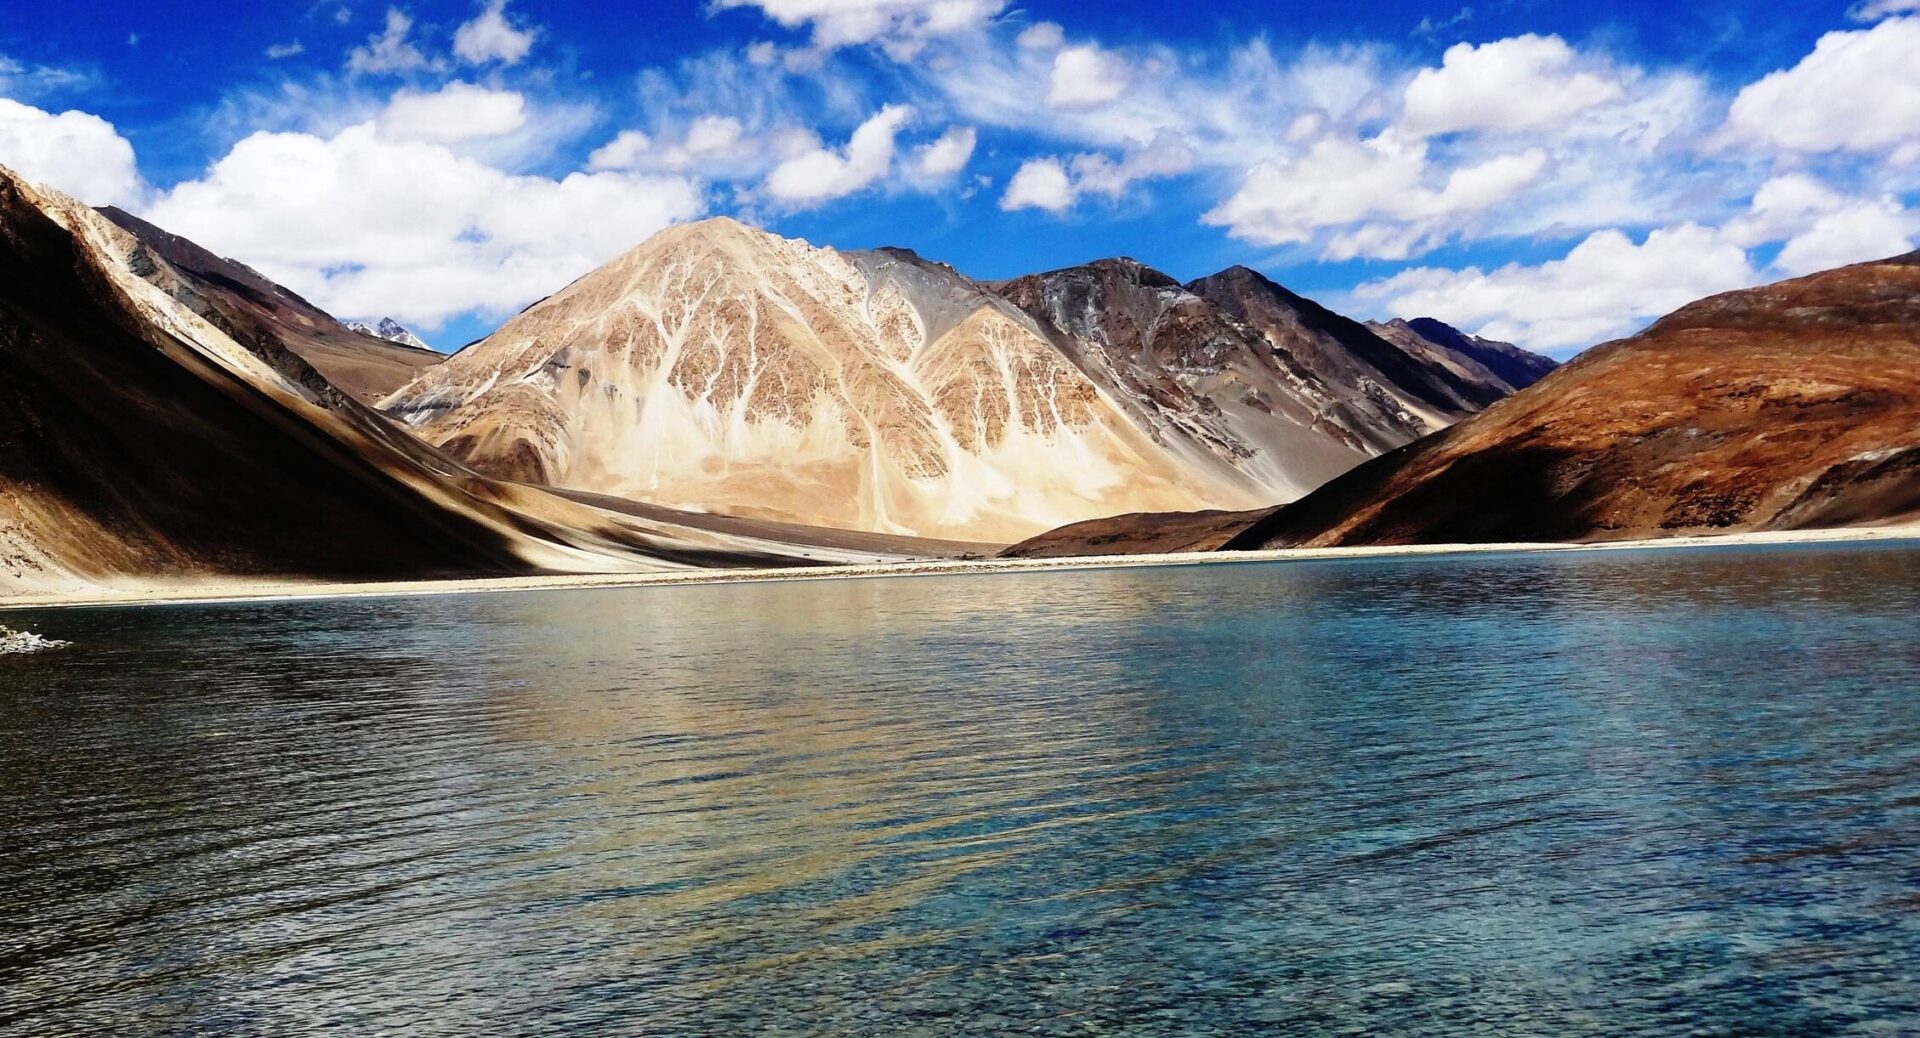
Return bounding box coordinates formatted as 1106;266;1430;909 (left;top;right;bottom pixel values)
1184;267;1513;422
0;170;905;597
1001;508;1274;558
1008;252;1920;557
97;206;443;403
993;260;1395;492
1231;252;1920;548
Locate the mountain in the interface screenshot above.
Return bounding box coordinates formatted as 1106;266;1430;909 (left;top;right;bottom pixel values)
348;317;431;351
990;260;1377;500
96;207;443;404
1366;317;1558;394
0;169;932;598
1008;252;1920;556
990;261;1555;501
1185;266;1509;423
384;220;1274;542
386;224;1537;542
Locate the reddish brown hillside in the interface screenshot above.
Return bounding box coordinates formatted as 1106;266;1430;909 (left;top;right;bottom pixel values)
1230;251;1920;548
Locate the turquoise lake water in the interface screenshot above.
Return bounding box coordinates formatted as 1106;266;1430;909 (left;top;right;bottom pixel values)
3;543;1919;1035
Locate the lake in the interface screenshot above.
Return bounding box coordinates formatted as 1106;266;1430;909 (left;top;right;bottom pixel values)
3;544;1920;1035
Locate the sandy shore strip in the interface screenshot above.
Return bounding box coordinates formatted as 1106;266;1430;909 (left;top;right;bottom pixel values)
4;523;1917;613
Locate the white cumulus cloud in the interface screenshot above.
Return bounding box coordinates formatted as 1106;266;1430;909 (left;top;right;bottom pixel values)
1016;22;1065;50
1401;35;1625;137
1205;133;1548;258
762;104;914;206
1774;199;1919;274
144;124;704;327
996;136;1193;214
913;126;977;179
590;115;821;180
1048;45;1132;109
1725;18;1920;155
347;9;442;75
0;98;146;208
1000;158;1075;212
1351;224;1760;353
588;130;655;171
1725;175;1920;275
453;0;537;66
379;82;527;143
711;0;1007;58
1070;134;1195;199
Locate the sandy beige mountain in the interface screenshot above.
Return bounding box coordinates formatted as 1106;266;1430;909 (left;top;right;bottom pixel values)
388;223;1539;541
386;220;1269;542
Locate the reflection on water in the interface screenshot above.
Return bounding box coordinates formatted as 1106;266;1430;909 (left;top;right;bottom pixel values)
4;543;1920;1035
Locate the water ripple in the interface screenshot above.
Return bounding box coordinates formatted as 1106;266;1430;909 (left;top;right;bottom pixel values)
3;543;1920;1034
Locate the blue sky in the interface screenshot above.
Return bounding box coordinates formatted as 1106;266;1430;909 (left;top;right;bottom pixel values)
3;0;1917;355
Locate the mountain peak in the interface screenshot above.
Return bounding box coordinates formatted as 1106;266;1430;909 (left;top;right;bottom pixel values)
1186;265;1319;317
348;318;430;351
677;214;756;233
1205;264;1269;283
1403;317;1473;348
1067;257;1184;289
621;215;831;266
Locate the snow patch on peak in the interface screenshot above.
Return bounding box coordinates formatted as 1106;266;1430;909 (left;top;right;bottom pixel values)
348;318;430;350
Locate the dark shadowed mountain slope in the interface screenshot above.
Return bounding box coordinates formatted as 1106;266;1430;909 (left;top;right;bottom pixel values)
2;178;516;590
1000;507;1275;559
98;206;443;403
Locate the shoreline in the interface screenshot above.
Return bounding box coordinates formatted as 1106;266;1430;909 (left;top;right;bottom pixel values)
4;524;1917;613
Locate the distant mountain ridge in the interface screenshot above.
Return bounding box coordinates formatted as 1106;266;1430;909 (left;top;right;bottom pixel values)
1367;317;1558;393
12;174;1908;588
1006;250;1920;557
